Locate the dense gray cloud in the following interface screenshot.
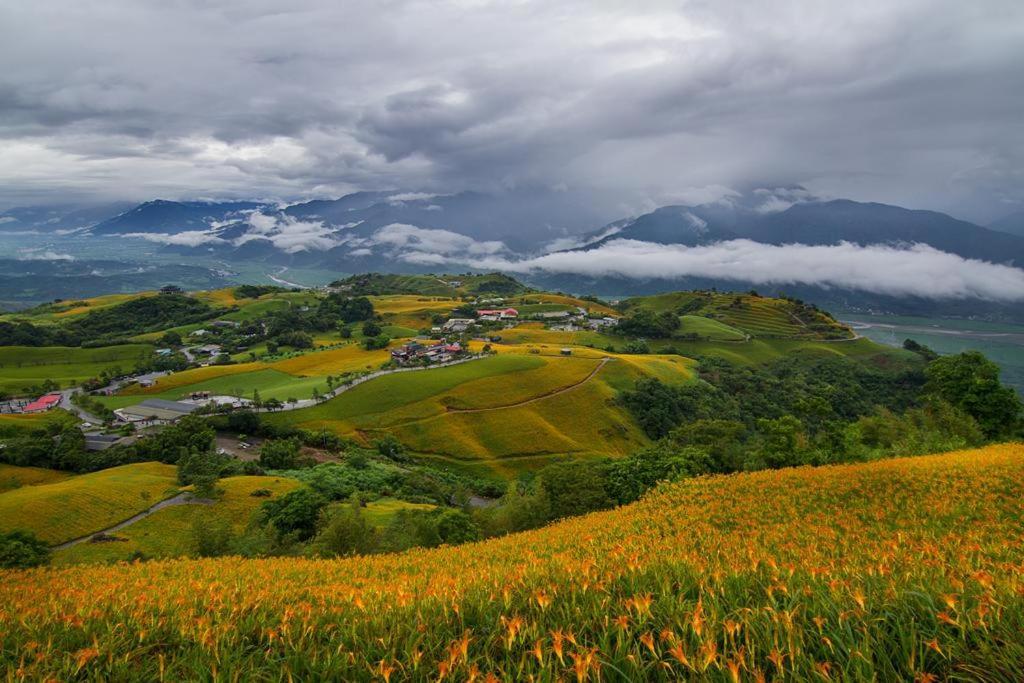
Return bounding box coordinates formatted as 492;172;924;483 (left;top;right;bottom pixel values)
1;1;1022;221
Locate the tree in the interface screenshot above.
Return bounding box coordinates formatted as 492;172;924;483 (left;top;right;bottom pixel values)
757;415;807;468
160;330;183;347
435;509;481;544
0;530;50;568
374;435;405;461
313;499;376;557
363;334;390;351
191;515;235;557
261;488;327;540
338;324;353;339
605;445;712;505
925;351;1022;439
259;438;301;470
538;461;611;520
362;321;382;337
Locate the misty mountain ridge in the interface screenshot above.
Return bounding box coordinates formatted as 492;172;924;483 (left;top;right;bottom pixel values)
990;210;1024;238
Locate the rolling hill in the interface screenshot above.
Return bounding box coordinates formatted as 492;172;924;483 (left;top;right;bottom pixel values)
2;444;1021;680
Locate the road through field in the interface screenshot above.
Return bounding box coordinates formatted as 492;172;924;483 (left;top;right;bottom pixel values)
52;492;210;551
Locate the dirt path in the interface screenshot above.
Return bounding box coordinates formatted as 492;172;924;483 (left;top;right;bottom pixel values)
445;357;612;414
52;492;212;550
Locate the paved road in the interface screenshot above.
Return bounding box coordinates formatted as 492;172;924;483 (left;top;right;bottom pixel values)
257;354;487;413
59;370;169;423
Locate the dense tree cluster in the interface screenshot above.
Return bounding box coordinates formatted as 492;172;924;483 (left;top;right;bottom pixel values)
615;309;681;338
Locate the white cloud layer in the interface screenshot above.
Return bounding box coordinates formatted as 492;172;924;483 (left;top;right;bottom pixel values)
125;231;225;247
466;240;1024;301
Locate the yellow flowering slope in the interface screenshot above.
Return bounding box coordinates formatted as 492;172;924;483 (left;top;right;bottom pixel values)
2;444;1023;680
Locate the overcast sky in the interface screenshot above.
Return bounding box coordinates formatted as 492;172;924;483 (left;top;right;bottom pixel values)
1;0;1022;222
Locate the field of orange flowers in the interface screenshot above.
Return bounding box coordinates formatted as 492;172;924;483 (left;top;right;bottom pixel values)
2;444;1023;680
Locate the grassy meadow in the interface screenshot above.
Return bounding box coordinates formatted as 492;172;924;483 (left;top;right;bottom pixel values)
0;463;73;492
53;475;300;565
265;352;689;472
1;444;1021;680
0;462;179;544
0;344;153;394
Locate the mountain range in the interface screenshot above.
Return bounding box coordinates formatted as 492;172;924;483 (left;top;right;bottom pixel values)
3;188;1024;316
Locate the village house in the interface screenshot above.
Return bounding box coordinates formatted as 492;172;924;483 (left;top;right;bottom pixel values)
194;344;223;356
21;394;61;414
391;341;464;365
476;308;518;319
443;318;475;332
588;316;618;330
537;310;572;320
210;320;240;329
114;398;200;426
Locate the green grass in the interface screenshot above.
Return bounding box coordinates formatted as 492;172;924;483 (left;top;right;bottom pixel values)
0;410;78;438
0;462;179;544
0;344;154;395
53;475;300;564
676;314;747;341
267;355;544;432
100;369;334;408
269;354;675;475
359;497;437;528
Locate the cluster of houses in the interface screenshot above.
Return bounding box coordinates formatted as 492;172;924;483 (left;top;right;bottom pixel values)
0;393;62;415
475;307;519;322
391;341;464;365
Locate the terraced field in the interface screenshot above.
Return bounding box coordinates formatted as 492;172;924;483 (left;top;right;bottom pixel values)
624;291;851;339
0;463;179;545
0;344;154;394
676;314;747;341
53;475;300;565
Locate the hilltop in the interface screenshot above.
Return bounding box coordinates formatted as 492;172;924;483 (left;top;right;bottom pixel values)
2;444;1022;680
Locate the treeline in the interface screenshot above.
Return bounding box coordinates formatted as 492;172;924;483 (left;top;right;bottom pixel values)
0;294;223;347
621;350;1021;470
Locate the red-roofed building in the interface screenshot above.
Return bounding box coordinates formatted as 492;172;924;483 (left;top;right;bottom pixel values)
476;308;518;319
22;393;61;413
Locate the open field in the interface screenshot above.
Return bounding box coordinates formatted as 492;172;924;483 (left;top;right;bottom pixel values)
0;462;179;545
106;343;395;407
0;344;154;395
360;497;437;528
53;475;300;565
0;464;73;492
3;444;1022;680
517;293;619;317
0;410;77;437
0;293;148;324
677;314;747;341
267;352;691;472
